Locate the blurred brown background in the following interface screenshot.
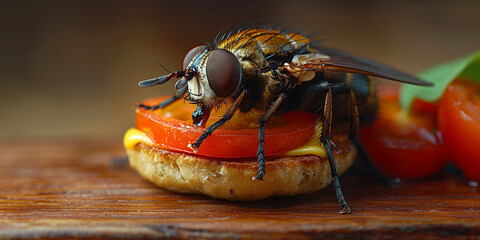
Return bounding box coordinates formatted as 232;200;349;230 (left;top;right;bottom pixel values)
1;0;479;141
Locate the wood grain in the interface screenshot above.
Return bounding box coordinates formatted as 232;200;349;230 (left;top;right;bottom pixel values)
1;140;479;239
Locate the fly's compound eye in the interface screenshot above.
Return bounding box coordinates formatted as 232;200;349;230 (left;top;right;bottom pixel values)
183;44;208;70
205;49;241;98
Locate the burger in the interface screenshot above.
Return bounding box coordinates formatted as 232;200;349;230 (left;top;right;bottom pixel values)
124;96;356;201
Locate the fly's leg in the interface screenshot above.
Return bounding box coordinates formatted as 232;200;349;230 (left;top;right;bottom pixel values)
255;122;266;180
321;87;352;214
347;89;401;187
254;93;286;180
189;91;246;151
137;85;188;110
288;81;352;213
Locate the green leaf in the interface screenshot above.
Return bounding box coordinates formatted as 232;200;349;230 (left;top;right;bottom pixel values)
400;50;480;111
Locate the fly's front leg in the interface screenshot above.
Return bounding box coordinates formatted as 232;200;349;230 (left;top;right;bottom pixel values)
253;93;286;181
189;91;246;151
137;85;188;110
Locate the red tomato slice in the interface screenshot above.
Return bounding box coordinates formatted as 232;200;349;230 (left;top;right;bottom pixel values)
135;96;317;158
360;88;448;179
438;79;480;181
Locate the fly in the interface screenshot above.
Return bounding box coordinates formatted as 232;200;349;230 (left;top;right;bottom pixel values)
137;24;432;214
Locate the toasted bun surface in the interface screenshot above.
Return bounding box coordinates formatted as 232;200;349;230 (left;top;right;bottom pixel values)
127;134;356;201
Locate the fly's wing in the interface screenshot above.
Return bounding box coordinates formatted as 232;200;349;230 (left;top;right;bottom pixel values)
294;45;432;86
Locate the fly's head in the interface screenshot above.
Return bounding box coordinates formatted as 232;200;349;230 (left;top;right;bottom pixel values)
183;45;242;105
138;45;242;127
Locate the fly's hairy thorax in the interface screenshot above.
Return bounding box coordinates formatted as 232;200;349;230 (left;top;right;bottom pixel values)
216;29;312;111
217;29;311;74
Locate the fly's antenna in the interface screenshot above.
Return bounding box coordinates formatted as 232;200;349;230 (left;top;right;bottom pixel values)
138;71;186;88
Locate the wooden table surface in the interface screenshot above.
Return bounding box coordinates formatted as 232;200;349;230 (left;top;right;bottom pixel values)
1;140;479;239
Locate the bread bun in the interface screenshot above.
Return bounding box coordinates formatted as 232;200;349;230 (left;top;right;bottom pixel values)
127;134;356;201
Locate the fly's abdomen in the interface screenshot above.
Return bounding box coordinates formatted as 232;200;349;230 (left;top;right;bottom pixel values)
286;72;378;123
345;73;378;124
